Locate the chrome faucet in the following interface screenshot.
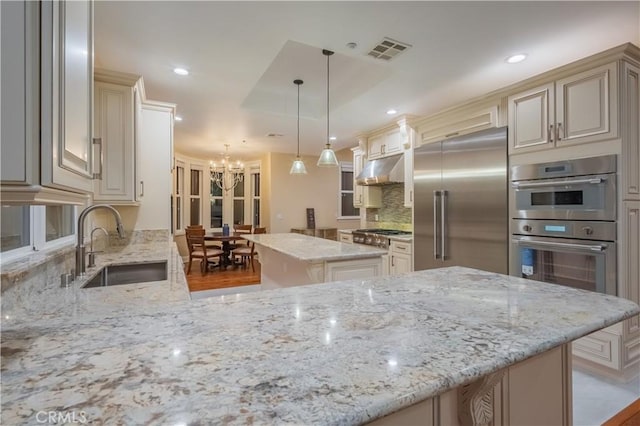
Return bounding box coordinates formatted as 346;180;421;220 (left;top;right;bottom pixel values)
87;227;109;268
76;205;125;277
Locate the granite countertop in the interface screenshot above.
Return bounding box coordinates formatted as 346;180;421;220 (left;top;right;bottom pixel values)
2;266;638;425
244;232;388;262
1;238;190;325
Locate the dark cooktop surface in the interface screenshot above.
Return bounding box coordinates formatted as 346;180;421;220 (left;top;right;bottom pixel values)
354;229;412;236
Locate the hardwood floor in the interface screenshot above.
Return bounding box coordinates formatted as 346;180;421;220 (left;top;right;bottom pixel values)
185;259;261;292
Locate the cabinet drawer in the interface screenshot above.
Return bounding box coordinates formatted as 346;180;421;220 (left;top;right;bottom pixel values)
390;240;412;254
572;330;621;369
339;233;353;243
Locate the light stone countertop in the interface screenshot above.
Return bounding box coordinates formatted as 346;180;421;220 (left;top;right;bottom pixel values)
2;266;638;425
1;236;190;325
244;232;388;261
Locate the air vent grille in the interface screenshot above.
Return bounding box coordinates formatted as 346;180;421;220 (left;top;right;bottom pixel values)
367;37;411;61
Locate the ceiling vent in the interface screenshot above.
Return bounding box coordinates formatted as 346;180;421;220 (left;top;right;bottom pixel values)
367;37;411;61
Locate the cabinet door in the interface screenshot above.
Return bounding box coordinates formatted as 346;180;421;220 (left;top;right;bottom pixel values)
622;202;640;339
40;0;93;193
93;81;135;202
367;134;385;159
353;149;364;207
391;253;412;274
339;233;353;243
0;1;39;185
383;129;403;156
134;105;173;230
555;62;618;147
621;61;640;200
508;82;555;153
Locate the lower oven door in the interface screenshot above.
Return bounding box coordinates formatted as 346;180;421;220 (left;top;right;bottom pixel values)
511;235;616;296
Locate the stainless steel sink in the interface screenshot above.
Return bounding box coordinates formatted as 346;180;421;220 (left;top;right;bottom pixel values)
82;261;168;288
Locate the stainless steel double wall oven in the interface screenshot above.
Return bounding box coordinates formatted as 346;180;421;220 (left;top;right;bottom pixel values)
511;155;617;295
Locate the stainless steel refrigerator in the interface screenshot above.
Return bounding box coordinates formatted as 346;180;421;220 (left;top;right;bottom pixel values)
413;126;508;274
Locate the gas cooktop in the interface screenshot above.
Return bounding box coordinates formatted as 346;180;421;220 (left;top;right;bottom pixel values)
354;229;412;236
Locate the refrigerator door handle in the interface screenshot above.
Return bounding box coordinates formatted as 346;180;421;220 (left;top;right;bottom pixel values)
441;190;448;260
433;190;440;259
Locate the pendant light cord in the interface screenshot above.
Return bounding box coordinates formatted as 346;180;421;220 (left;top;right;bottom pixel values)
297;82;300;157
326;51;330;146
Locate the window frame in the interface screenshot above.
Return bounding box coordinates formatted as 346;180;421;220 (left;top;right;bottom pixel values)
337;161;360;220
0;205;77;264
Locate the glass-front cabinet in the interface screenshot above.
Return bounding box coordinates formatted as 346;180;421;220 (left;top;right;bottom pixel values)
1;0;94;204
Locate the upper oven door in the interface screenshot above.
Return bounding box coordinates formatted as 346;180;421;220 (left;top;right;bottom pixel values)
512;173;616;220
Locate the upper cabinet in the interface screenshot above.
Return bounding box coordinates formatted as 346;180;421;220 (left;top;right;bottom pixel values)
621;61;640;201
367;128;403;160
508;63;618;154
1;0;93;204
93;69;141;203
352;146;381;208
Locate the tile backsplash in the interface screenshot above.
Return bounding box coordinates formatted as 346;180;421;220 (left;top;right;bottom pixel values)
365;184;412;230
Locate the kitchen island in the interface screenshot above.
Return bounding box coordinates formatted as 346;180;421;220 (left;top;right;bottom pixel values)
2;266;638;425
244;232;387;289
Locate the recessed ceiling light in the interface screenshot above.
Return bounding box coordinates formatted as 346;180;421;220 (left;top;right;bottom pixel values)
386;109;397;115
173;67;189;76
506;54;527;64
174;116;183;122
329;136;337;141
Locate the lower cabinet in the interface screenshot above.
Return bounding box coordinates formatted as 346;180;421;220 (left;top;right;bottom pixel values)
390;240;413;275
339;232;353;243
370;345;570;426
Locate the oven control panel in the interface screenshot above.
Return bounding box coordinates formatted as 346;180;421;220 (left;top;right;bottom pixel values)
512;219;616;241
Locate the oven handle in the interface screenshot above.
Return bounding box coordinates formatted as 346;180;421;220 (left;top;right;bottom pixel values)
512;237;607;252
511;178;603;189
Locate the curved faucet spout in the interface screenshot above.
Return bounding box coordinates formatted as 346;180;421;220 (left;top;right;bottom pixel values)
75;204;125;277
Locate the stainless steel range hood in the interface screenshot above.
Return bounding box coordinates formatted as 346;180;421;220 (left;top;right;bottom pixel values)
355;154;404;185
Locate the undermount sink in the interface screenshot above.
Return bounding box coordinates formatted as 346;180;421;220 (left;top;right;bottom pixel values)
82;261;168;288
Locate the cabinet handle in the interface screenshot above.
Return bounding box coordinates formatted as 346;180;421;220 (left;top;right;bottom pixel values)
548;125;554;143
410;190;413;202
382;144;386;154
140;180;144;197
92;138;103;179
391;255;395;267
556;122;563;141
445;131;459;139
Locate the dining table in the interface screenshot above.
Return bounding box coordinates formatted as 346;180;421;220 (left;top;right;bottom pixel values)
205;233;246;268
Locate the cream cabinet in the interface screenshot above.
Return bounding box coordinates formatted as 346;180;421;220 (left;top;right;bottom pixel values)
508;62;618;154
419;105;499;147
621;201;640;369
352;147;381;208
339;232;353;244
1;0;94;204
621;61;640;200
93;70;140;203
368;128;403;160
390;240;412;275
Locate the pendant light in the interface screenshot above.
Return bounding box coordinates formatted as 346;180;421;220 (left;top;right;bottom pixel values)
317;49;339;167
290;79;307;175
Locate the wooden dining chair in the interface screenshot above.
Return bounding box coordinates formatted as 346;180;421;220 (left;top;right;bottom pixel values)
233;224;253;248
185;228;224;274
231;227;266;271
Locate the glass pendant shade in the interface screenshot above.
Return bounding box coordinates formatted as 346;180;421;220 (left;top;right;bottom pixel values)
290;157;308;174
317;49;339;168
290;79;308;175
317;144;339;167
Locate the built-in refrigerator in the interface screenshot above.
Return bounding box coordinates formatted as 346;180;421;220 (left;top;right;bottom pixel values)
413;126;508;274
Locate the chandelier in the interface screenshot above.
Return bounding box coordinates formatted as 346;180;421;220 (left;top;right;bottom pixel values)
210;144;244;192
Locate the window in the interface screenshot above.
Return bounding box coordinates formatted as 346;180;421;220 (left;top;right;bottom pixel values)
232;173;245;225
252;172;260;227
210;178;223;228
173;164;184;232
1;205;77;261
189;168;201;226
339;163;359;218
